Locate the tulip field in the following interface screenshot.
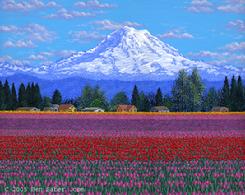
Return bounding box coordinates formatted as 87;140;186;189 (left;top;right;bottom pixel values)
0;112;244;193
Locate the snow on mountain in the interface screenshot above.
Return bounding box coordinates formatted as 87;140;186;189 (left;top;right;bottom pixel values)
1;26;244;80
43;26;242;80
0;61;33;76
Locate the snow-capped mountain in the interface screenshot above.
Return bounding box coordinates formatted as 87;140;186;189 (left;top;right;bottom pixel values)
42;26;243;80
1;26;244;80
0;61;33;76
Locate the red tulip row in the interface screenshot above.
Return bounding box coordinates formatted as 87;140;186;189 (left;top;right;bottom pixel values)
0;136;244;161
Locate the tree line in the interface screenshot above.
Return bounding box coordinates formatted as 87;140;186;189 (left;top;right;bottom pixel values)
0;68;244;111
0;81;62;110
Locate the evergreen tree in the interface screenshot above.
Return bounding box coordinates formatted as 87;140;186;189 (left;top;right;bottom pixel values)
111;91;129;111
236;76;244;111
10;83;18;110
25;83;32;107
33;83;42;108
79;85;108;110
3;80;11;110
30;82;36;107
52;89;62;105
90;97;108;110
41;96;51;110
90;86;108;110
230;75;237;111
90;99;105;108
155;88;163;106
163;95;174;111
18;83;26;107
202;87;219;111
189;68;204;111
93;85;103;100
80;85;94;108
131;85;140;109
139;92;151;112
220;76;230;107
64;99;75;104
0;81;4;110
147;92;156;108
172;70;192;112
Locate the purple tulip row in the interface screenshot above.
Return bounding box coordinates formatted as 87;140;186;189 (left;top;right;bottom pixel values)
0;129;244;137
1;113;245;133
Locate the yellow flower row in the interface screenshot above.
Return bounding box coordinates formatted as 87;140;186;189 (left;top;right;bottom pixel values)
0;111;244;115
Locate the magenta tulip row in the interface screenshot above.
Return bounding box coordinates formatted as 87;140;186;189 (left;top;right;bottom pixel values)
0;129;244;137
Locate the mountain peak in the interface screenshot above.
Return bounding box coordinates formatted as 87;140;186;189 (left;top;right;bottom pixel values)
39;27;244;81
1;27;244;81
119;25;137;32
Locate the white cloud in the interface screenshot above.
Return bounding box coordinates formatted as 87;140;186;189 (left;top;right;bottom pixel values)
28;54;47;60
187;0;214;13
217;1;245;13
75;0;115;9
0;25;18;32
228;20;245;32
188;42;245;67
159;30;194;39
4;40;35;48
70;30;105;42
188;51;220;58
0;50;77;68
55;50;77;58
93;20;142;30
0;55;31;66
46;8;94;19
1;0;58;12
28;50;77;62
187;0;245;13
224;42;245;51
0;24;56;42
25;24;56;42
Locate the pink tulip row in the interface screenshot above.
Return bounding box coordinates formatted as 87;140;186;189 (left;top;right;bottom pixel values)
0;160;244;193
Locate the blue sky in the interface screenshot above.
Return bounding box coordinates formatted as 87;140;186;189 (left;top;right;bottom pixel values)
0;0;244;68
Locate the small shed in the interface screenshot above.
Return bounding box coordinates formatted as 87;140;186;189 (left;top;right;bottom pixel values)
150;106;170;112
211;107;229;112
16;107;40;112
81;107;105;112
117;105;137;112
59;104;76;112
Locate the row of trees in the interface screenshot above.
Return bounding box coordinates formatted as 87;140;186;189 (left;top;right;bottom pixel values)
0;81;63;110
0;68;244;111
70;69;244;112
202;75;244;111
170;70;244;112
74;68;244;112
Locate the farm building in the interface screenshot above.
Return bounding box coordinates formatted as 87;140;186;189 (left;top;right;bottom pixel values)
43;104;59;112
59;104;76;112
211;107;229;112
16;107;40;112
81;107;105;112
150;106;169;112
117;105;137;112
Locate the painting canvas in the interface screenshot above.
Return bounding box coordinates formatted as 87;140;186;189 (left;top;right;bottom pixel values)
0;0;244;193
